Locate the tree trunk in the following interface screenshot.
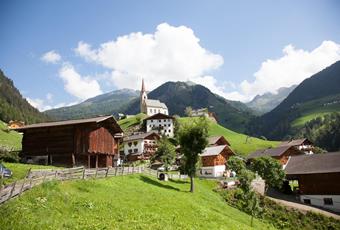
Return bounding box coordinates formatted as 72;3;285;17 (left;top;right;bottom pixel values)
190;175;194;193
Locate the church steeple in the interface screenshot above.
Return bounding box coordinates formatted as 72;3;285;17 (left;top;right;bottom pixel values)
140;78;148;114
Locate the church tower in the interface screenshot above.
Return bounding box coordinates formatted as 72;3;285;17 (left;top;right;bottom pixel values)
140;79;148;113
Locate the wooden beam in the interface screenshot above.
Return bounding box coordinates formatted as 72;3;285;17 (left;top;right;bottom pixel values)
72;153;76;167
88;155;90;168
95;155;98;168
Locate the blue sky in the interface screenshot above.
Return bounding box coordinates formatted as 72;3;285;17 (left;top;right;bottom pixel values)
1;0;340;110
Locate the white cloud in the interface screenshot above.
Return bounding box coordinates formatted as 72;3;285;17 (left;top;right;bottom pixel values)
41;50;61;64
27;93;78;112
235;41;340;101
75;23;223;90
58;63;103;100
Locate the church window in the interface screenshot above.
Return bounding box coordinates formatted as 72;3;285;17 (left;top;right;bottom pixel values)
159;120;161;122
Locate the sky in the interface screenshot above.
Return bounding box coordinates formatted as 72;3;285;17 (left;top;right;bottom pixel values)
1;0;340;111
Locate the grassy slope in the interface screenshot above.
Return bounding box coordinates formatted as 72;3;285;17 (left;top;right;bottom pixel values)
0;121;22;150
2;163;61;185
291;94;340;127
117;113;147;131
0;175;274;230
179;117;279;156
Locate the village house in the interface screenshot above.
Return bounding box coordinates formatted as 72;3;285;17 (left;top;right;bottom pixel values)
190;108;217;123
8;120;25;129
247;145;304;167
144;113;175;138
208;136;230;146
140;79;168;116
122;132;160;162
15;116;123;168
285;152;340;212
279;138;314;154
200;144;234;178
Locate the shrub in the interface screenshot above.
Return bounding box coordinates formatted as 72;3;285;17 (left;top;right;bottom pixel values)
0;146;20;163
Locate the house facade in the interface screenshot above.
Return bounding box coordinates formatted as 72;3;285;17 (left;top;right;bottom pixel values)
145;113;174;138
200;145;234;178
16;116;123;168
285;152;340;212
140;79;168;116
279;138;314;155
123;132;160;162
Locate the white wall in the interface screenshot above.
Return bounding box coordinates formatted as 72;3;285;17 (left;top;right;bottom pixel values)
300;195;340;212
146;107;168;116
123;139;144;156
200;165;226;178
146;119;174;138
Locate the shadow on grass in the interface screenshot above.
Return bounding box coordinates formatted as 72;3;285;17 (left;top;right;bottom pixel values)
139;175;180;191
169;179;189;184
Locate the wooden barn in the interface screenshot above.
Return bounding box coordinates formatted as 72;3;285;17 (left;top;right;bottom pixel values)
16;116;123;168
285;152;340;212
247;146;303;166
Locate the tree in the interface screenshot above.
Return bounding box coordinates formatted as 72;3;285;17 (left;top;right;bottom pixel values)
184;106;193;117
227;156;246;174
249;156;285;193
151;138;176;172
178;117;208;192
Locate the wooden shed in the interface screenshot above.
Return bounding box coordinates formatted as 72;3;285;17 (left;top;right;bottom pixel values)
16;116;123;168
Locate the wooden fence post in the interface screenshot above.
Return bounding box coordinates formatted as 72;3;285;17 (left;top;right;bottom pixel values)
95;167;98;178
132;165;135;174
105;167;109;177
9;181;17;199
42;171;48;183
122;166;124;176
82;167;86;179
115;166;118;176
19;168;31;196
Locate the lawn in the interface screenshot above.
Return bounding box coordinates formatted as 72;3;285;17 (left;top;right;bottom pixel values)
0;175;275;230
2;162;61;185
179;117;279;156
0;120;22;150
118;113;147;131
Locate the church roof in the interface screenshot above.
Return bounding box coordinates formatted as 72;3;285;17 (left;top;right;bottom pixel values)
145;99;168;109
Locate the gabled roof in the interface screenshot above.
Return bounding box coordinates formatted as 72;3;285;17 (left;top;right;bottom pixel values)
145;99;167;109
208;136;230;146
279;138;312;147
201;145;228;157
15;116;123;132
285;152;340;175
247;146;295;159
123;132;159;142
144;113;174;120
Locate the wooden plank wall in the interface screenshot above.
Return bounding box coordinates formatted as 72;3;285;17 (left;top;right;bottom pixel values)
298;172;340;195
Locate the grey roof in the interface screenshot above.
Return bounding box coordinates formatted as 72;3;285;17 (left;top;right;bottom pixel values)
201;145;228;157
279;138;311;147
285;152;340;175
123;132;159;142
145;99;167;109
247;146;293;159
15;116;123;132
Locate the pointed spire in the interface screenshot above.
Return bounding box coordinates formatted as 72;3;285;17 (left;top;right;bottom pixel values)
141;78;146;92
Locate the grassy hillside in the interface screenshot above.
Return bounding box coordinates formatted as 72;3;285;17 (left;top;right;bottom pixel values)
179;117;279;156
117;113;147;131
0;175;274;230
0;120;22;150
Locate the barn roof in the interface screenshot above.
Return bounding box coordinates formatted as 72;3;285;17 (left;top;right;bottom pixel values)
123;132;159;142
15;115;123;132
145;99;167;109
144;113;174;120
208;136;230;146
201;145;228;157
285;152;340;175
247;146;294;159
279;138;312;147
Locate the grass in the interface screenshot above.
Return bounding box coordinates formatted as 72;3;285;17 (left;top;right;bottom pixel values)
179;117;279;156
2;162;61;185
291;112;332;127
117;113;147;131
0;120;22;150
0;175;275;230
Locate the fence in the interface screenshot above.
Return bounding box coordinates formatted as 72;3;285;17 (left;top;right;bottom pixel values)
0;166;187;204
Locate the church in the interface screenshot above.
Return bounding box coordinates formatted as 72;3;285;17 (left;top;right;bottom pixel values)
140;79;169;116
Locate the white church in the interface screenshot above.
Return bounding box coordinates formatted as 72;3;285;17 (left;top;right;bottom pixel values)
140;79;169;116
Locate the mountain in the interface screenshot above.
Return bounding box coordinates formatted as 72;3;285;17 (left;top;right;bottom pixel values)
247;61;340;140
45;89;139;120
246;85;296;114
123;81;254;132
46;81;255;133
0;70;48;124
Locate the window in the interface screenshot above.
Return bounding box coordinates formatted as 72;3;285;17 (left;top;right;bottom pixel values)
303;199;311;205
128;149;132;154
134;149;138;153
168;124;171;127
154;109;156;113
128;142;132;147
164;119;166;122
149;109;152;113
324;198;333;205
133;141;138;146
159;120;161;122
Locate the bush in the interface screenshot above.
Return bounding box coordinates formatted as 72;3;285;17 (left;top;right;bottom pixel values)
0;146;20;163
